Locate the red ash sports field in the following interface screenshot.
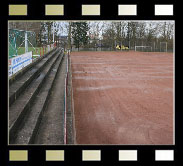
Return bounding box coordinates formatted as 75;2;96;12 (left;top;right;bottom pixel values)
71;51;173;145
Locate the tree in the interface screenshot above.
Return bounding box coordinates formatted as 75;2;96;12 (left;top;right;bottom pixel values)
68;22;72;49
46;22;53;45
37;22;45;46
71;22;89;51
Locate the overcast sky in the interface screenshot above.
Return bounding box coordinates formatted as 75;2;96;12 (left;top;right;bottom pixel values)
56;21;174;37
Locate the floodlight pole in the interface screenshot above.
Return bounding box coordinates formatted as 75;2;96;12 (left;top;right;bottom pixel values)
25;31;28;53
14;35;18;56
53;24;55;44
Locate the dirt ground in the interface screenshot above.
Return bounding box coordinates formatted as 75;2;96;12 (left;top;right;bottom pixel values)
71;51;174;145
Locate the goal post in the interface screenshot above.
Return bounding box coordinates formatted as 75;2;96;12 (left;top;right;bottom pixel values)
9;29;37;58
160;42;167;52
135;46;152;52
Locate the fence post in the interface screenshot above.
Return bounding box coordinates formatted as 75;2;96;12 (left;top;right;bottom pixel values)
40;48;41;56
115;40;116;51
25;31;28;53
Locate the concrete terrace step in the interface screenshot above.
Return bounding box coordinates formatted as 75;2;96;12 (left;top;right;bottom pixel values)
9;49;62;143
10;53;64;145
33;55;67;145
9;48;59;106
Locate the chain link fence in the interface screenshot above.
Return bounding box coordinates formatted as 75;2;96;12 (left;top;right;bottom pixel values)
9;29;57;59
9;29;37;58
71;39;173;52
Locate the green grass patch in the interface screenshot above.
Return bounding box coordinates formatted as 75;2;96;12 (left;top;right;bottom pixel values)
9;47;51;59
17;47;44;55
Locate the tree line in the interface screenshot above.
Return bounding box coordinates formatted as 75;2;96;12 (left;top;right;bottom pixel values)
9;21;174;51
69;21;174;51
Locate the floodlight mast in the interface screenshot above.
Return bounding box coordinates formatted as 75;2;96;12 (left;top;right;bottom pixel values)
25;31;28;53
53;25;55;43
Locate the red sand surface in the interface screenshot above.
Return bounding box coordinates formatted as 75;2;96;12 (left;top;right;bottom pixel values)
71;51;174;145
